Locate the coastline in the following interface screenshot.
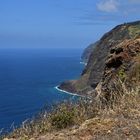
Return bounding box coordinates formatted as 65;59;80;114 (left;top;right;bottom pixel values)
54;61;87;98
80;61;87;66
55;85;84;97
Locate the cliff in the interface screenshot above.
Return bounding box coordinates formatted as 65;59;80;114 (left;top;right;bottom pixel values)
81;41;99;63
59;20;140;97
95;38;140;103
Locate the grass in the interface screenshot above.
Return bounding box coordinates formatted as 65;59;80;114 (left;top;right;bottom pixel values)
1;84;139;140
1;98;98;139
128;25;140;38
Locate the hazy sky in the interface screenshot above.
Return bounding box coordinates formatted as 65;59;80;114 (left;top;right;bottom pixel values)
0;0;140;48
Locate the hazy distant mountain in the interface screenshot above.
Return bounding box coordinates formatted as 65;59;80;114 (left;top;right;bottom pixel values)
81;41;99;63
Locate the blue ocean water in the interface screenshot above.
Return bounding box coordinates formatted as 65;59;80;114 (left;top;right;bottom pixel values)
0;47;84;132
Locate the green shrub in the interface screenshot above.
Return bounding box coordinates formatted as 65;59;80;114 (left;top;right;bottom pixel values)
50;104;75;129
118;68;126;82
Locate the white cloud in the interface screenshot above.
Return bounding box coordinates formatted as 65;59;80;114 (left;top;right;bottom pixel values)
97;0;119;12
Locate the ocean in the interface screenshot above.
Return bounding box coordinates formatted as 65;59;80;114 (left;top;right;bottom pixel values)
0;47;84;132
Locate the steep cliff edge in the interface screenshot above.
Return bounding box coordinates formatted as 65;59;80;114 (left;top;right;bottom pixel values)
59;21;140;96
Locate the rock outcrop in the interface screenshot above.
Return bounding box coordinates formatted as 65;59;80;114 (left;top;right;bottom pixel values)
95;38;140;103
59;20;140;97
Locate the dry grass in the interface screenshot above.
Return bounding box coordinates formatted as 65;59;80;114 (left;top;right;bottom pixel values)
1;85;140;140
40;88;140;140
1;98;98;139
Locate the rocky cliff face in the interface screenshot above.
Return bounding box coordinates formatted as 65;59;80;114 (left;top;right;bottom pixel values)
95;38;140;103
59;21;140;97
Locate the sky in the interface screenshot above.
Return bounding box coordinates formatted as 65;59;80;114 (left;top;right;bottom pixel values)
0;0;140;48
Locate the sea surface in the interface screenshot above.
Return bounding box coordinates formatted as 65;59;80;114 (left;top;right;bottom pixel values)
0;47;84;132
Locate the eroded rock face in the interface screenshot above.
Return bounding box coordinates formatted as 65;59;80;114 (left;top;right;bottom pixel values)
96;38;140;102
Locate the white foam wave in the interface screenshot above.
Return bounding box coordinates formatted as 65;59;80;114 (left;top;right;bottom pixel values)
55;86;84;97
80;61;87;66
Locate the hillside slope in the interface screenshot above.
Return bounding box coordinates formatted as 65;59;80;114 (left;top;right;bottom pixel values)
59;20;140;96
